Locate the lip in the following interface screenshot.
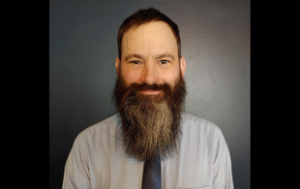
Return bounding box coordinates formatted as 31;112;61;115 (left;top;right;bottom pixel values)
140;90;161;95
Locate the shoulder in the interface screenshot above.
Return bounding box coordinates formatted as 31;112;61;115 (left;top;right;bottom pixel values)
81;114;120;133
74;114;120;145
182;112;222;136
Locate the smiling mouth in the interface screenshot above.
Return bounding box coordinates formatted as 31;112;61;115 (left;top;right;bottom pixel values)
140;90;162;95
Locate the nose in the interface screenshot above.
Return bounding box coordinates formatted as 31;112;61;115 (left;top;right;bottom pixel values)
140;62;159;85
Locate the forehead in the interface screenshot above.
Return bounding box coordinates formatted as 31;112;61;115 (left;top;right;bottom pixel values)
121;21;178;58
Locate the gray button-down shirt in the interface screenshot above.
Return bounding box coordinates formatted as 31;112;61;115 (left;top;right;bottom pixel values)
63;113;234;189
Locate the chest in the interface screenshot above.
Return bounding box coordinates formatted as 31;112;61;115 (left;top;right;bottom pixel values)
88;153;213;189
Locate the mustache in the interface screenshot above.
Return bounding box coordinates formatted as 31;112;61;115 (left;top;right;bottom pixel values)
119;82;172;108
127;82;171;92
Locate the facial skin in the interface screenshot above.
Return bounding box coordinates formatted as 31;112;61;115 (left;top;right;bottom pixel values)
115;21;186;92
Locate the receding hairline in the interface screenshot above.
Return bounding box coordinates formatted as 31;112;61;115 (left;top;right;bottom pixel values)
125;20;173;31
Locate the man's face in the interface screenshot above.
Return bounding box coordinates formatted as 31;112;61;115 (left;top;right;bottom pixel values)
113;21;187;161
116;21;186;90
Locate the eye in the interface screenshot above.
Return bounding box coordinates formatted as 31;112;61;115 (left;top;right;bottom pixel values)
159;60;169;64
130;60;141;64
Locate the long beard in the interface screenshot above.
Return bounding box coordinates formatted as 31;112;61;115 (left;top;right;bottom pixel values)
112;75;186;161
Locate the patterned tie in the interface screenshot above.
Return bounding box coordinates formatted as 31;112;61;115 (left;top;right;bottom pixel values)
141;156;161;189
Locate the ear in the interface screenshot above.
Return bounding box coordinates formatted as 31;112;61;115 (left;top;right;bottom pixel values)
179;56;186;77
115;57;120;77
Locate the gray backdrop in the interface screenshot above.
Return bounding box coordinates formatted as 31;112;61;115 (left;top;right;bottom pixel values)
50;0;250;188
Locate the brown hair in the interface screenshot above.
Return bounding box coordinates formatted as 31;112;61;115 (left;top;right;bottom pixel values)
117;7;181;60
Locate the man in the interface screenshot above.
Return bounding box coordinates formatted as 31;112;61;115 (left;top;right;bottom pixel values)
63;7;234;189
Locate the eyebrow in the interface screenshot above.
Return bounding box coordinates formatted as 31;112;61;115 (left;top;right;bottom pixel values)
154;53;175;61
124;54;145;62
124;53;175;61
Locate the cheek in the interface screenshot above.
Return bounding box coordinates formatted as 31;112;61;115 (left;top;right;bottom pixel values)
160;67;180;85
161;73;177;86
120;67;141;85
